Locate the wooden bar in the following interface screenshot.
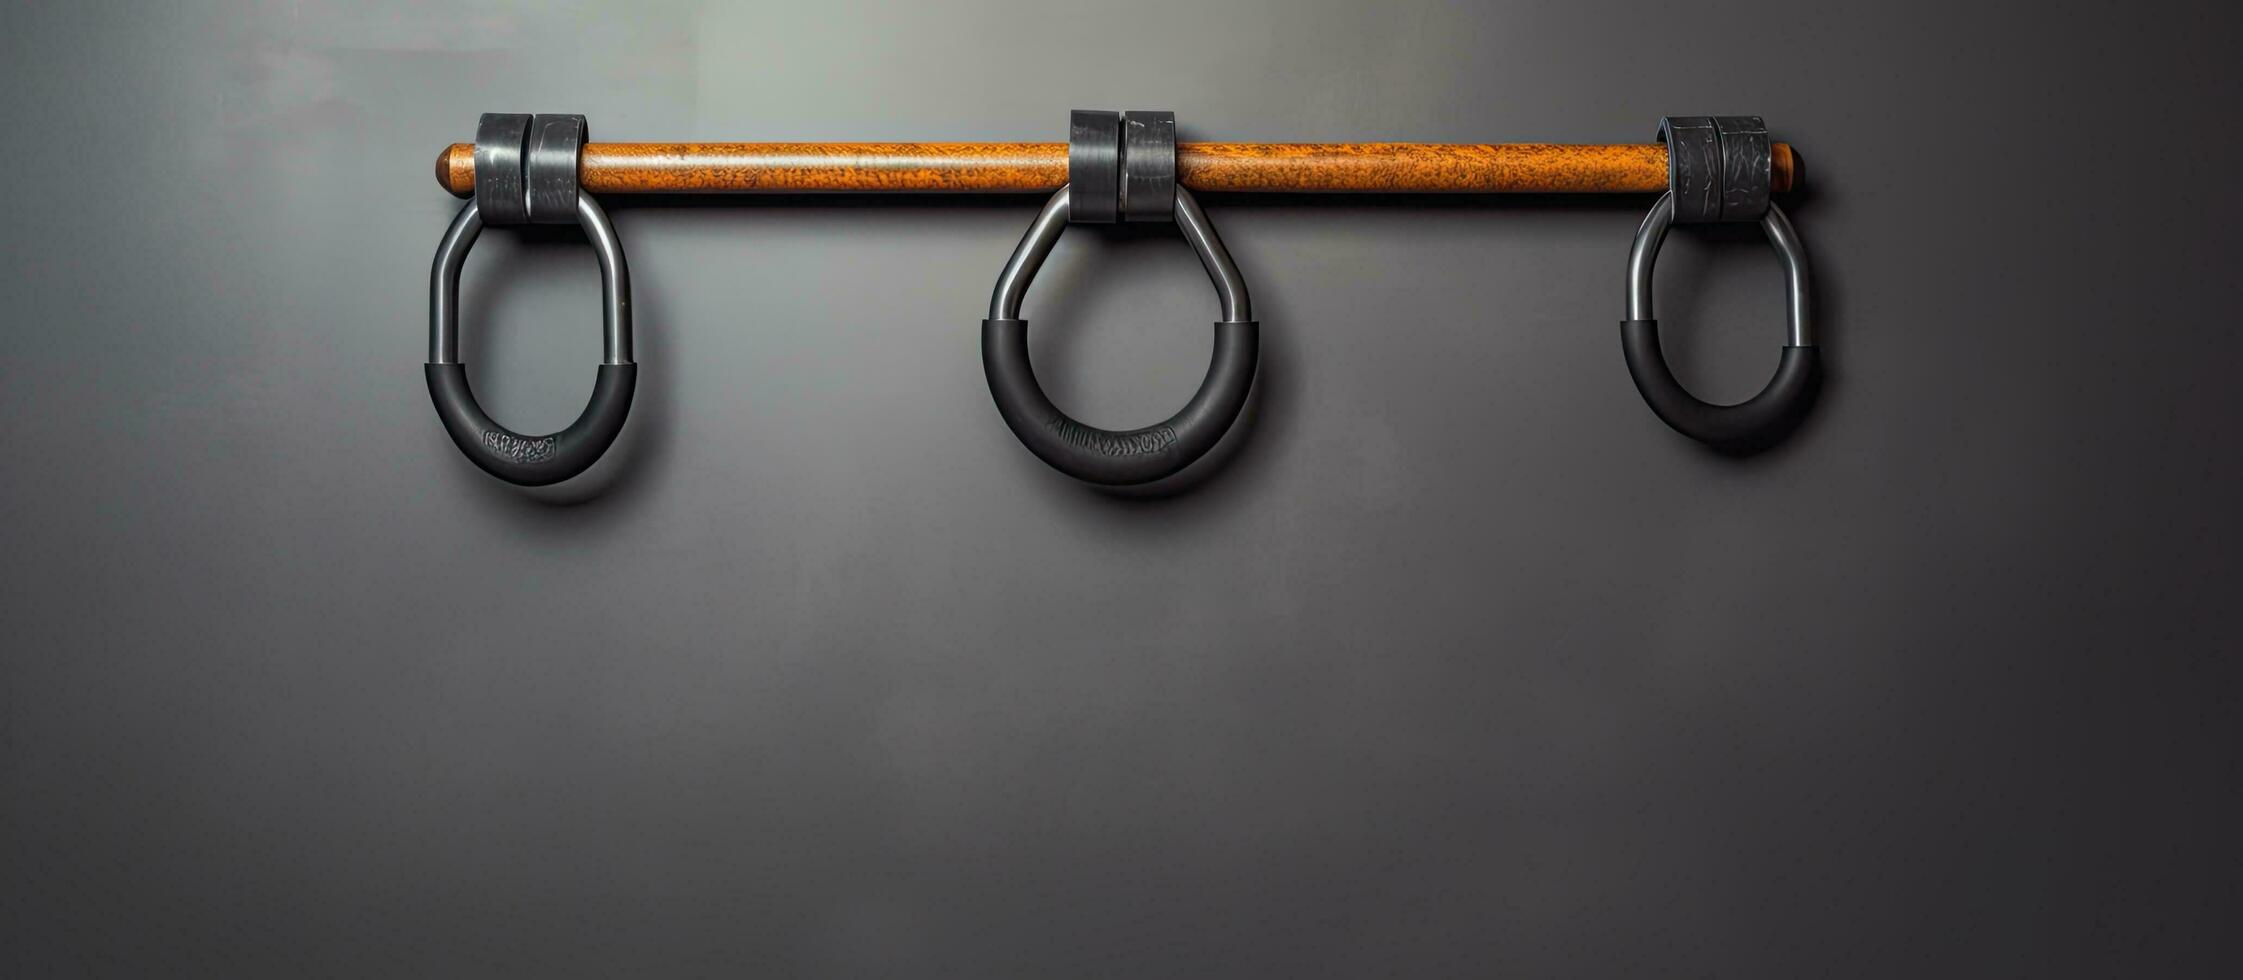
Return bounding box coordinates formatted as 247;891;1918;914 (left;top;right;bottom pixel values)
436;141;1797;196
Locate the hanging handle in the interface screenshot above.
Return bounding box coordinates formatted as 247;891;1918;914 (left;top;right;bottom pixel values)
1622;116;1818;449
425;112;637;486
981;183;1258;485
1620;191;1817;448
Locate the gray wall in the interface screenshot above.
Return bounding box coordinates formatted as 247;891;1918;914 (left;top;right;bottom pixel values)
5;1;2239;975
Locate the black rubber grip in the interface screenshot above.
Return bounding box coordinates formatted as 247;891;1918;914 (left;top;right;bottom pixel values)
473;113;532;225
1119;110;1176;222
425;363;636;486
1068;110;1122;224
1621;320;1815;448
1714;116;1772;222
525;113;587;225
1658;116;1772;224
1659;117;1724;224
982;318;1257;486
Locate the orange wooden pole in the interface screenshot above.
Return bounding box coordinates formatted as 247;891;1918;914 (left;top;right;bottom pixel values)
436;141;1797;196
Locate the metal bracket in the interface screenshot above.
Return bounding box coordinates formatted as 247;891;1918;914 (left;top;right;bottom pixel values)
473;112;588;226
1068;109;1177;224
1657;115;1772;224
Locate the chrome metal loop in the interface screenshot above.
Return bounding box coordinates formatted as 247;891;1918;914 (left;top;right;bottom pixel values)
1627;191;1811;347
430;194;632;365
989;186;1250;322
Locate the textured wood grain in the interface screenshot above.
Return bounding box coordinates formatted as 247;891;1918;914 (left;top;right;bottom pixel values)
437;141;1799;196
584;142;1071;194
1178;143;1667;193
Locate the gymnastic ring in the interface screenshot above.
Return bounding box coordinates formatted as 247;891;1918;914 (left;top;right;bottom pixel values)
425;194;635;486
981;185;1259;485
1621;190;1817;448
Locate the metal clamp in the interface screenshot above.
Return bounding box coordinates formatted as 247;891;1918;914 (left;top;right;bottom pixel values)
1067;109;1178;224
473;112;589;225
981;185;1258;485
1619;191;1816;448
525;114;589;224
1657;116;1772;224
472;113;533;225
427;116;635;486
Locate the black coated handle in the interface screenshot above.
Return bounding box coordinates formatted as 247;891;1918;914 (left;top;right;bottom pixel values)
426;118;636;488
1621;321;1815;448
1621;190;1818;450
983;319;1257;485
425;364;636;486
980;158;1260;486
